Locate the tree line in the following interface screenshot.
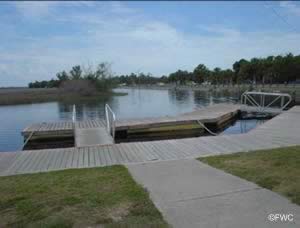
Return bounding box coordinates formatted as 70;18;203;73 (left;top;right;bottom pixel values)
29;53;300;89
115;53;300;85
28;63;115;91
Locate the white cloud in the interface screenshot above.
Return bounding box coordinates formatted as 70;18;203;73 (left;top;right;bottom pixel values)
14;1;55;18
110;1;136;14
13;1;96;18
279;1;300;16
1;2;300;86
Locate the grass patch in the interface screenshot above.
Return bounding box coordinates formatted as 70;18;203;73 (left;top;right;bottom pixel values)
0;166;168;227
199;146;300;205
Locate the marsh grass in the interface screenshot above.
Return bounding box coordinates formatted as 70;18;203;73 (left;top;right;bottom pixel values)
0;88;127;106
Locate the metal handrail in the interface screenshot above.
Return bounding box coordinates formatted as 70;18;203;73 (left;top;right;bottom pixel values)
72;104;76;123
105;104;116;139
21;122;46;150
241;91;292;112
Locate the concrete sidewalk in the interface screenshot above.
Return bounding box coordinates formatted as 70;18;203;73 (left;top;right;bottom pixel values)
127;159;300;228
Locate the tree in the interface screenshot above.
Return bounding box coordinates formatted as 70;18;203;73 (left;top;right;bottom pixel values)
211;67;221;85
233;59;248;83
48;79;60;88
261;56;274;84
82;64;96;81
168;70;191;85
70;65;82;80
193;64;210;83
160;75;168;83
223;69;234;85
56;71;69;82
95;63;112;80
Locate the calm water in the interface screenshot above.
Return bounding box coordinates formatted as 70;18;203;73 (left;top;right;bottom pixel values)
0;88;263;152
221;119;266;135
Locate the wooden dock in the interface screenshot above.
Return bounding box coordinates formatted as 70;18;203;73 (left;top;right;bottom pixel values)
116;103;240;130
22;104;271;138
0;105;299;176
22;104;240;145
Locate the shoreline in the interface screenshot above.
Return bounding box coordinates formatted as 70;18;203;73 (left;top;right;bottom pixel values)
0;88;127;106
120;83;300;103
0;83;299;106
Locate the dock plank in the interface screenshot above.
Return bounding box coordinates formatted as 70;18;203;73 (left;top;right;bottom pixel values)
13;151;34;174
123;143;145;162
71;148;80;168
77;147;84;168
47;150;60;171
0;152;18;175
95;146;105;166
24;151;44;173
5;153;25;174
102;145;112;165
65;148;74;169
35;150;51;172
120;143;140;163
53;149;64;170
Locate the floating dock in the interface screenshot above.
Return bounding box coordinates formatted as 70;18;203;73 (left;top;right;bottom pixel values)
22;104;240;148
1;104;298;176
22;103;282;146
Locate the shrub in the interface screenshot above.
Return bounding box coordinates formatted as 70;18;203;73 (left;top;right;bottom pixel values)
59;80;97;96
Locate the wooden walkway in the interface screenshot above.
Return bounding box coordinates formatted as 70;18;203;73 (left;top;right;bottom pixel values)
0;105;299;176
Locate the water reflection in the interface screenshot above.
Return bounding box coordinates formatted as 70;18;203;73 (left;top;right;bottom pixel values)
57;95;114;121
169;89;191;104
58;103;73;120
193;90;211;107
0;88;257;152
222;119;266;135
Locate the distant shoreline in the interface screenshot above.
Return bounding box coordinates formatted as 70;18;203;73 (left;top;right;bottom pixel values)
0;83;299;105
120;83;300;90
0;88;127;106
120;83;300;103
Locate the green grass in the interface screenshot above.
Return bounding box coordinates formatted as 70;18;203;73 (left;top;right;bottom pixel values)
0;166;168;227
199;146;300;205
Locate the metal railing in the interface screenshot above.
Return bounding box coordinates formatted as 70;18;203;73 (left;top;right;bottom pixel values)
21;122;46;150
105;104;116;139
72;104;76;123
241;91;292;112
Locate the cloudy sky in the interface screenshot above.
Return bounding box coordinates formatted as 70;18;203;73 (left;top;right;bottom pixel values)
1;1;300;86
